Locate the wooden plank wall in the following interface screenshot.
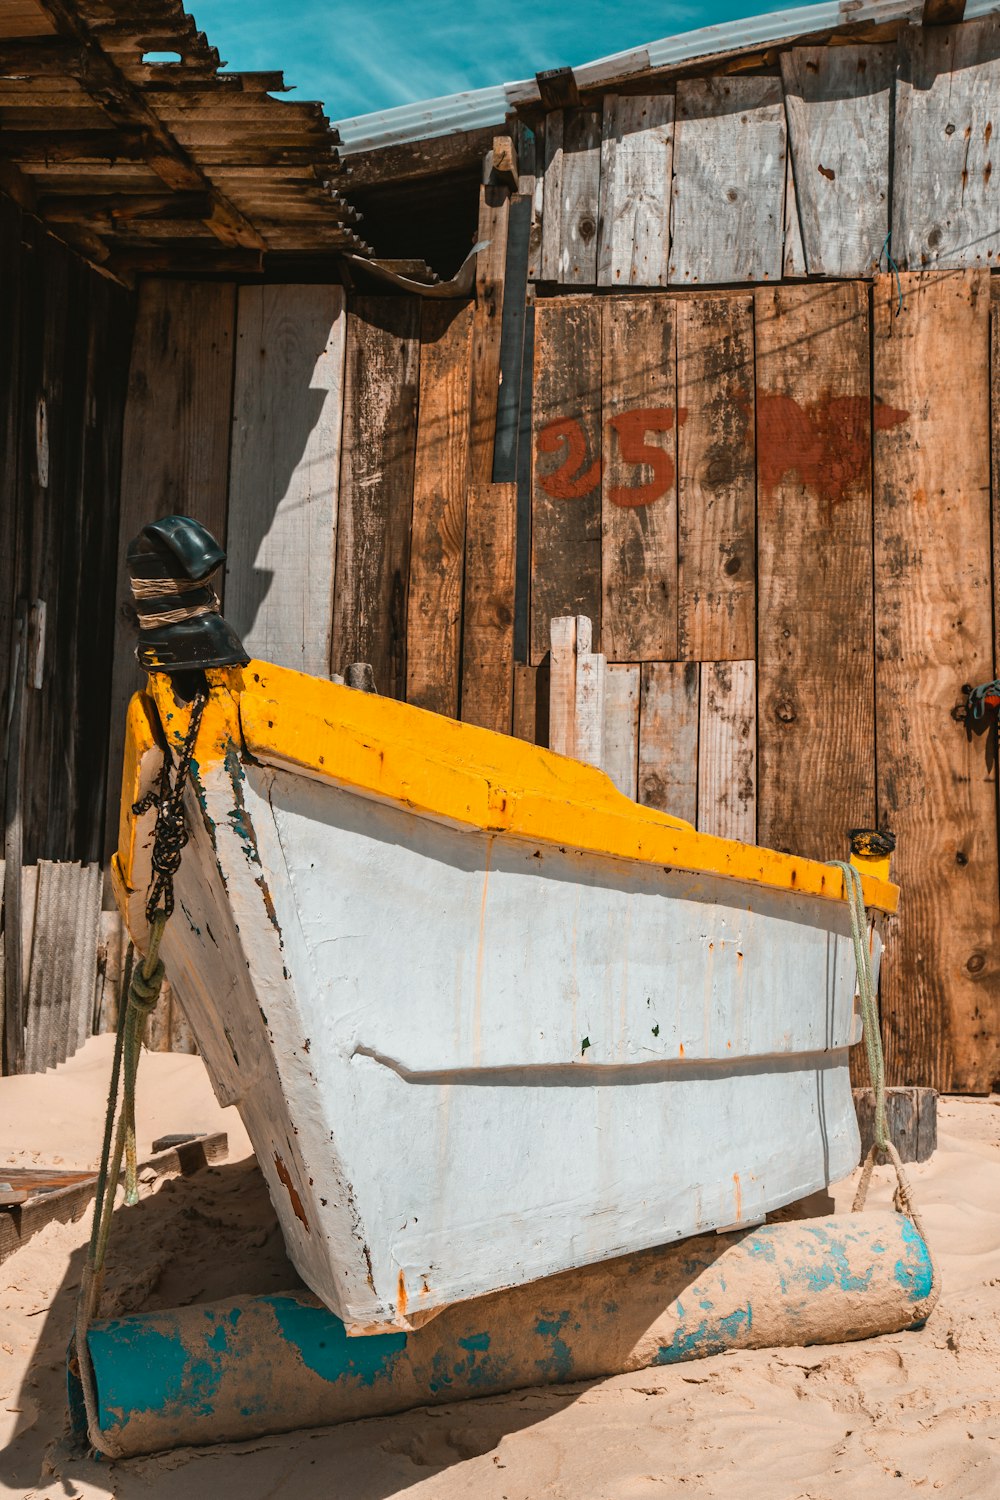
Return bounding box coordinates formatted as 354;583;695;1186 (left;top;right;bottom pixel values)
533;20;1000;287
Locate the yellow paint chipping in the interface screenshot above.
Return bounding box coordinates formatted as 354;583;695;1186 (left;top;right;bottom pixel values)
119;659;899;914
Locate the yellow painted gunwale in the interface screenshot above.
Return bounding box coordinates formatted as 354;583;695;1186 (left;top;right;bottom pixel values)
119;660;898;915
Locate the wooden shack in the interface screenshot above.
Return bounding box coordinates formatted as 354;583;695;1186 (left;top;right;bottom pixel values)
1;0;998;1093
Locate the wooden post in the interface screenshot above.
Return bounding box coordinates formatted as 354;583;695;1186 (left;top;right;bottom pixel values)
853;1088;937;1164
548;616;605;769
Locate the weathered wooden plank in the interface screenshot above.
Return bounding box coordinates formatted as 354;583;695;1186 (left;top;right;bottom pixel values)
676;295;755;661
601;296;678;661
873;270;999;1092
468;181;509;486
782;149;808;280
603;663;640;798
104;279;236;860
575;645;606;770
781;45;893;278
461;483;516;733
853;1087;937;1164
597;94;673;287
226;284;346;675
993;279;1000;677
637;661;699;823
527;116;545;282
548;615;581;759
332;297;420;699
670;77;786;285
406;301;473;717
530;297;602;662
756;282;877;861
512;662;549;746
541;108;600;285
895;18;1000;270
492;194;531;484
697;661;756;843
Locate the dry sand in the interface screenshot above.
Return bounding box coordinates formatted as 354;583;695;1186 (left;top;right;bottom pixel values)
2;1036;999;1499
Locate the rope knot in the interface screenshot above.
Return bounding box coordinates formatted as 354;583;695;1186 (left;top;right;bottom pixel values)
128;960;164;1011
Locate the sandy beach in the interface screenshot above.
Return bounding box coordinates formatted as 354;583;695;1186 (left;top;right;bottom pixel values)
2;1036;998;1500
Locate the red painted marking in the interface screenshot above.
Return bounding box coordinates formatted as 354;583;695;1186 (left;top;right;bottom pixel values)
536;416;601;500
607;407;688;509
756;393;908;508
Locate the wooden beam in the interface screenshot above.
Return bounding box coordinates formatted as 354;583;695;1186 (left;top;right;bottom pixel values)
535;66;579;110
37;190;213;223
33;0;267;250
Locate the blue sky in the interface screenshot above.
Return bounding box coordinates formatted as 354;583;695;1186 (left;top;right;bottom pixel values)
191;0;813;122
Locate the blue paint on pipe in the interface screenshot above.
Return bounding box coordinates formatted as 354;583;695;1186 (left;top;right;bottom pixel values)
655;1302;752;1364
534;1311;573;1380
895;1217;934;1301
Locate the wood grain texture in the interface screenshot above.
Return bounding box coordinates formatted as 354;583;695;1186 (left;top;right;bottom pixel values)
462;483;516;732
512;662;549;747
597;94;673;287
638;661;700;824
469;185;509;485
698;661;756;843
601;296;678;661
677;295;755;661
894;18;1000;271
782;148;808;280
104;279;236;860
670;77;786;285
332;297;420;699
603;663;640;798
226;284;346;675
873;270;999;1093
541;108;601;285
755;282;876;861
993;279;1000;677
781;45;893;278
548;614;585;759
531;297;602;662
406;301;473;717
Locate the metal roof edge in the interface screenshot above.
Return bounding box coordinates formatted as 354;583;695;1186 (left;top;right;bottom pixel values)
334;0;999;158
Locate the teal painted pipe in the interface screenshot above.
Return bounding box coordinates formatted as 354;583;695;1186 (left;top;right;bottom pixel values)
71;1212;935;1458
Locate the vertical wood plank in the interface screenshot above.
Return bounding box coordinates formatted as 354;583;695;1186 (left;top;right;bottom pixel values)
226;284;346;675
406;301;473;717
670;78;786;285
597;94;673;287
332;297;420;698
894;19;1000;271
698;661;756;842
542;108;600;286
755;282;876;860
530;297;602;661
104;280;236;860
601;296;678;661
782;149;808;280
603;663;640;798
677;294;756;661
873;270;999;1092
575;646;606;770
781;45;893;278
512;662;550;746
993;279;1000;677
462;483;516;732
638;661;700;823
548;614;582;758
469;182;509;485
526;117;545;283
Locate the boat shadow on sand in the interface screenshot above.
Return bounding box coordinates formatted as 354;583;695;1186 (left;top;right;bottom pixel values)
6;1150;745;1498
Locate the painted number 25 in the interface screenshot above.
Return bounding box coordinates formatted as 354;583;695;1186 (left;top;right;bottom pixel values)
536;408;687;509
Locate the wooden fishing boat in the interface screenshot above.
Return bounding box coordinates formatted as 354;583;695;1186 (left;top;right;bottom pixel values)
113;652;898;1336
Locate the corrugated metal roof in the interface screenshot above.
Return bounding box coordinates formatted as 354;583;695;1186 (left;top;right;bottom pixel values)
334;0;993;156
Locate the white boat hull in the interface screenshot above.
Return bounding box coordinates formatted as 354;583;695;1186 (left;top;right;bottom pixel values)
117;667;887;1334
